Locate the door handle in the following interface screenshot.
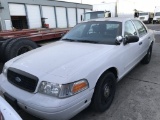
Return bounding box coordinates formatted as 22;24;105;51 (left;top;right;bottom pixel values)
139;42;142;45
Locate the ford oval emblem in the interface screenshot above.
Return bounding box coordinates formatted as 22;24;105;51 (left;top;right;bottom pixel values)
15;77;21;83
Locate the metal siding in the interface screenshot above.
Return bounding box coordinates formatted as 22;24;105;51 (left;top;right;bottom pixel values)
0;0;92;30
67;8;76;27
9;3;26;16
6;0;93;9
77;8;84;23
85;9;92;12
56;7;67;28
26;5;42;28
42;6;56;28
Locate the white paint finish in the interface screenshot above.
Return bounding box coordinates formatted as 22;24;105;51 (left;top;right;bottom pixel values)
93;3;116;17
117;0;135;18
5;20;12;30
0;18;155;120
77;9;84;23
42;6;56;28
9;4;26;16
93;0;135;18
26;5;42;28
67;8;76;27
56;7;67;28
0;97;22;120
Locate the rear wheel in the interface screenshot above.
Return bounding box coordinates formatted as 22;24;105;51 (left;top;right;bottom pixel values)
153;21;156;24
91;72;116;112
0;38;14;62
4;38;38;62
141;44;152;64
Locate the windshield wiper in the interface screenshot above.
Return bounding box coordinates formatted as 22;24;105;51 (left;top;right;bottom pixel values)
61;38;76;42
62;39;99;44
78;40;99;44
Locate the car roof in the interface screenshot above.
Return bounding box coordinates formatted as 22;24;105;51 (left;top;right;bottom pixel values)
82;17;139;23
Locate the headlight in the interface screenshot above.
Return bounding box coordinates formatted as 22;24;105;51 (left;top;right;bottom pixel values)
2;66;7;77
38;79;89;98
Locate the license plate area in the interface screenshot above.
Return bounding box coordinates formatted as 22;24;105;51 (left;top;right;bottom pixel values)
3;93;20;110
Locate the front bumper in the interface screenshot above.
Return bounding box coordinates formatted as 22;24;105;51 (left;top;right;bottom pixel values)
153;20;160;23
0;75;94;120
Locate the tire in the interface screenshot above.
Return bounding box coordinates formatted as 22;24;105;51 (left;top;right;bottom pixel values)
0;38;14;62
153;21;156;24
4;38;38;62
91;72;116;112
141;44;152;64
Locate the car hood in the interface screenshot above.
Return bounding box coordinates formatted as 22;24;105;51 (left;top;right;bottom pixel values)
9;41;115;78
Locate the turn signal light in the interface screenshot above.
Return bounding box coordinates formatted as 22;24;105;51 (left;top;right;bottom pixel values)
72;81;88;94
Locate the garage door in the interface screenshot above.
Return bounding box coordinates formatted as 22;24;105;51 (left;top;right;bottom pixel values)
42;6;56;28
77;9;84;23
67;8;76;27
56;7;67;28
26;5;41;28
9;4;26;16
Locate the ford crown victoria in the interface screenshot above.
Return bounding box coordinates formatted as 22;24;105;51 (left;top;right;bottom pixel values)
0;18;155;120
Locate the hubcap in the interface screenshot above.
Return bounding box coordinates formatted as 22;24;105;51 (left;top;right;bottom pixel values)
104;84;110;98
148;49;151;60
17;46;32;55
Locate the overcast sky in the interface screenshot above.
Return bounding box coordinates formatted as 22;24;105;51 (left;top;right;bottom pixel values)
58;0;160;12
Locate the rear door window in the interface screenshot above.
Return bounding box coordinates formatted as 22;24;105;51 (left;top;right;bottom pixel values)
132;20;147;37
124;20;137;36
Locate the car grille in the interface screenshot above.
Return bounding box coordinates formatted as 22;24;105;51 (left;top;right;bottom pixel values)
7;68;39;92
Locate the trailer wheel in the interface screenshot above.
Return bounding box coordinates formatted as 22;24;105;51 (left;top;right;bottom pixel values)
4;38;38;62
0;38;14;62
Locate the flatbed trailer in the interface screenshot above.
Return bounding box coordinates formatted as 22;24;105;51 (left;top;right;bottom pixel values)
0;28;70;63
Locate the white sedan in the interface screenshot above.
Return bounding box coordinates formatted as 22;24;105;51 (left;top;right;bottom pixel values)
0;18;155;120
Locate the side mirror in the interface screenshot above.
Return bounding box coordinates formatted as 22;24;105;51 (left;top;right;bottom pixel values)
124;35;139;45
116;36;123;45
134;12;139;18
105;11;111;18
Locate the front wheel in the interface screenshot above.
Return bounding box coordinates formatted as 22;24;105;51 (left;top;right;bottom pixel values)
91;72;116;112
141;44;152;64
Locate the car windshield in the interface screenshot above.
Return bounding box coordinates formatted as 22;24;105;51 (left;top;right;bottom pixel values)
84;11;105;21
139;13;148;16
62;21;122;45
155;12;160;16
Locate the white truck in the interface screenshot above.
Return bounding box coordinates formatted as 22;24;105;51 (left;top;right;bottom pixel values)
153;6;160;24
83;0;137;21
138;12;154;24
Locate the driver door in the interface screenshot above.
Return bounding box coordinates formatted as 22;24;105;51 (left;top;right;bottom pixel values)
120;20;140;75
